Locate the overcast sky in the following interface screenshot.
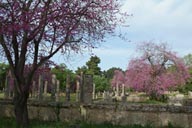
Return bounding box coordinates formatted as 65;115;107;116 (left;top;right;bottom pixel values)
53;0;192;71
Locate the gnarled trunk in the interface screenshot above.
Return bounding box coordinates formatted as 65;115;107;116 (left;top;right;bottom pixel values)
13;91;29;128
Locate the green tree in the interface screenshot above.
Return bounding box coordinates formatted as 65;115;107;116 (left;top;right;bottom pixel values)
75;66;88;75
86;56;101;75
51;64;75;91
103;67;123;80
93;75;110;92
0;63;9;90
75;56;111;92
75;56;101;75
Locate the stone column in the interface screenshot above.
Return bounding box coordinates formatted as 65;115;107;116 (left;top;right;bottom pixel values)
92;83;96;100
80;74;93;104
51;74;56;100
95;93;98;99
115;83;119;97
31;81;36;98
80;72;84;103
121;84;125;96
4;76;9;99
76;78;80;102
56;80;60;102
44;81;48;98
65;75;70;102
38;75;43;100
103;91;106;100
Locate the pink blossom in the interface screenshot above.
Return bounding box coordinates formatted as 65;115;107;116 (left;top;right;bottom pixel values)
125;42;190;97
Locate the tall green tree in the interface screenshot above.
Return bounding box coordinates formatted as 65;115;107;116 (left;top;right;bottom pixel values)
75;66;88;75
86;55;101;75
75;55;101;75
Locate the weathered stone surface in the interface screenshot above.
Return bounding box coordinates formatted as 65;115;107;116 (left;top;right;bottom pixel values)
0;104;14;118
188;91;192;99
28;106;39;119
80;74;93;104
86;108;106;124
38;107;57;121
168;94;185;106
189;114;192;128
1;100;192;128
59;108;81;122
184;99;192;106
159;113;189;128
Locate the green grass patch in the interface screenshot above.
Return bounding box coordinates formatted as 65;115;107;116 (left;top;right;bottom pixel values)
140;99;167;104
0;93;4;99
0;117;183;128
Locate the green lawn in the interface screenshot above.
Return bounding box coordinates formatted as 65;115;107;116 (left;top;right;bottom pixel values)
0;118;182;128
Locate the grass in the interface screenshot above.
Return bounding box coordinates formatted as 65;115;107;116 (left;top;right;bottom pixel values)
0;118;65;128
136;99;167;105
29;92;77;102
0;93;4;99
0;118;183;128
0;92;77;102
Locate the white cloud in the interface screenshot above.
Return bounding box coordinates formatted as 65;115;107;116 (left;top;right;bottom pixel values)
122;0;192;26
122;0;192;50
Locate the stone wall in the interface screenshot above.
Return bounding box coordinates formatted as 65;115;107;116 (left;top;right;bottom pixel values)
0;99;192;128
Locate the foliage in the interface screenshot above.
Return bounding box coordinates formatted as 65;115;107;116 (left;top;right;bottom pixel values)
103;67;123;80
125;42;190;100
75;56;110;92
75;55;101;76
0;63;9;90
179;54;192;93
93;75;110;92
75;66;88;75
179;84;192;94
86;55;101;75
177;67;192;94
0;0;125;127
51;64;75;91
111;69;125;87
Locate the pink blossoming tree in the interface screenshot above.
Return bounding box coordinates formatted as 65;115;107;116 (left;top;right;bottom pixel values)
0;0;126;127
111;69;125;87
125;42;190;100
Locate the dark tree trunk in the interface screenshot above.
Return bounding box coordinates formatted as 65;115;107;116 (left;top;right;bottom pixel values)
14;92;29;128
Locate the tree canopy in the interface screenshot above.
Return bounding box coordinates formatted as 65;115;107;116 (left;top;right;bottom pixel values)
86;55;101;75
126;42;190;99
111;42;190;100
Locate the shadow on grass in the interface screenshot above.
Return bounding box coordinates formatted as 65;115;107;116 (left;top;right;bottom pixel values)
0;117;183;128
